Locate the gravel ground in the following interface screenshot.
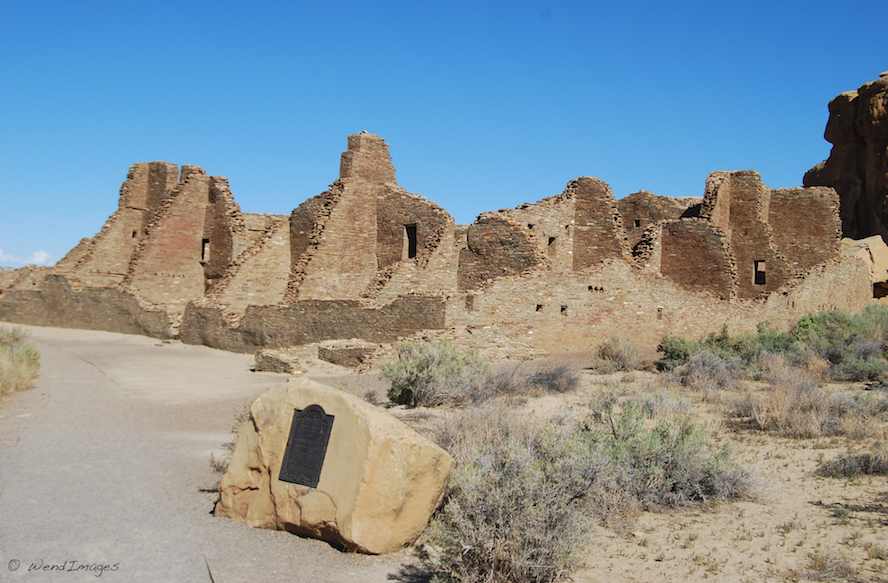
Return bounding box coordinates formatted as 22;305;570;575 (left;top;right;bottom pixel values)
0;325;407;583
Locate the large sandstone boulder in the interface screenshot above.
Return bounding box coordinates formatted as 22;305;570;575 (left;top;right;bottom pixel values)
215;378;452;554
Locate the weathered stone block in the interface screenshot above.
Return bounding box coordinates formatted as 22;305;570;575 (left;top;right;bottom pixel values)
215;378;452;554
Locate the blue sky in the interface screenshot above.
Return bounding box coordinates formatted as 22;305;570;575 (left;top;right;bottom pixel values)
1;1;885;267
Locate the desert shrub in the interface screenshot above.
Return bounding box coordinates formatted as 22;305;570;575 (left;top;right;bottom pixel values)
729;380;887;439
673;349;743;393
804;550;859;582
526;365;579;394
0;327;40;397
448;360;581;405
592;338;641;373
383;340;489;407
816;445;888;478
656;336;698;371
589;400;750;507
427;408;596;583
424;400;749;583
789;306;888;381
657;307;888;381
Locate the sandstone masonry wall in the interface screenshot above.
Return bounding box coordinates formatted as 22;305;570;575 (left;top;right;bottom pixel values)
457;215;545;291
180;295;445;352
700;171;792;299
768;187;841;275
571;177;631;270
617;191;700;248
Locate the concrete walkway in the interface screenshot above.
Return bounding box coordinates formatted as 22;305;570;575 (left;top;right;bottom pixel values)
0;326;404;582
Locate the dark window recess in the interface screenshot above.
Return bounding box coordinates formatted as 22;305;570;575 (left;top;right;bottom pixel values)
874;283;888;299
634;219;641;228
588;285;605;293
753;260;766;285
201;238;210;263
535;304;544;312
131;230;137;238
465;294;475;311
548;236;556;247
527;223;535;230
405;224;418;259
560;305;568;315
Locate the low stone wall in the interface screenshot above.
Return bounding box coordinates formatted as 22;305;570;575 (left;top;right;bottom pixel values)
180;295;447;352
0;275;173;338
446;253;872;358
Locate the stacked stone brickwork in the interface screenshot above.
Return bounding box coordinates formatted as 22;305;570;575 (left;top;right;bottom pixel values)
0;120;874;356
617;190;701;248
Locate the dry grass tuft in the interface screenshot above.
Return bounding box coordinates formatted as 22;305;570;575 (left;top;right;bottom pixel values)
0;327;40;397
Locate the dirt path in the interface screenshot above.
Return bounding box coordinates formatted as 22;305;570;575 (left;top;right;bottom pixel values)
0;326;403;583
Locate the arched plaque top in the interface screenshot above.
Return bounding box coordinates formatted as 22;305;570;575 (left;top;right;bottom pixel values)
279;404;335;488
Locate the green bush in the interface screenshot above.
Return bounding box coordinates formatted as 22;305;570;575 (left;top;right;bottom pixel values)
656;336;698;371
656;306;888;382
590;400;750;507
383;340;489;407
0;327;40;397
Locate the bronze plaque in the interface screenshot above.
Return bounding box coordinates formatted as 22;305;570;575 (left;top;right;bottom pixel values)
278;404;335;488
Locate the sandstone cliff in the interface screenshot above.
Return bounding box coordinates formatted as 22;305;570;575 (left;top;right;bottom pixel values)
805;71;888;240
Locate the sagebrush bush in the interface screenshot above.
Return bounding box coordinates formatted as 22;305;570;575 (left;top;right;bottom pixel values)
729;380;887;439
816;445;888;477
384;341;581;407
527;365;579;393
423;400;749;583
658;307;888;381
592;338;641;373
589;400;751;507
427;407;595;583
383;340;489;407
0;327;40;397
673;349;742;393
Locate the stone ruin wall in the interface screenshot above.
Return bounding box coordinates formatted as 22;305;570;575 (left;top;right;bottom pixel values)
0;127;872;356
654;219;736;300
617;191;700;249
444;254;870;359
206;216;290;317
768;187;842;274
700;171;793;299
56;162;180;288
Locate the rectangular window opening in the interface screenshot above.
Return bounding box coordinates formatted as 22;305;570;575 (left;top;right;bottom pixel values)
535;304;544;312
201;238;210;263
634;218;641;228
404;224;418;259
753;260;766;285
560;305;568;315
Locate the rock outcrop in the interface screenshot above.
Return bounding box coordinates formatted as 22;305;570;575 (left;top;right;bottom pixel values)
804;72;888;240
215;378;452;554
